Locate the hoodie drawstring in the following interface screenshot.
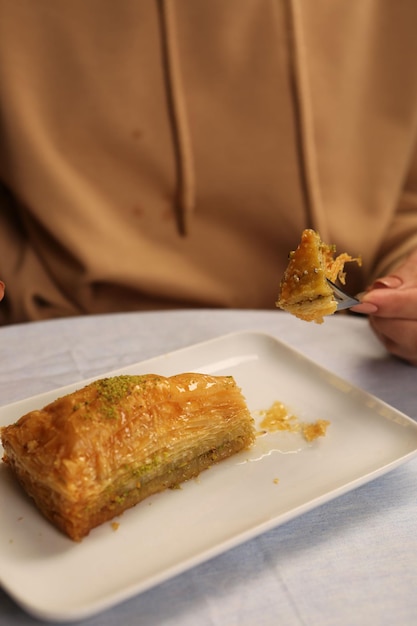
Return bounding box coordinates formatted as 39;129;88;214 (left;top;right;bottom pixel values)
159;0;196;235
285;0;328;241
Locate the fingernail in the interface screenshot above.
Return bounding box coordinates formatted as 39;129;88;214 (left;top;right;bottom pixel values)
372;276;402;289
351;302;378;314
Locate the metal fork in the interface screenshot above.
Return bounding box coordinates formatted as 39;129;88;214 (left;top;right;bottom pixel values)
326;279;360;311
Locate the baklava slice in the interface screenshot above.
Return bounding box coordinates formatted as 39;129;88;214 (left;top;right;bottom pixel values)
1;373;255;541
276;229;361;323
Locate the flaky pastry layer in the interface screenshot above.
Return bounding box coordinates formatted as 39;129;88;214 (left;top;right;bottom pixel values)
276;229;361;323
1;373;255;541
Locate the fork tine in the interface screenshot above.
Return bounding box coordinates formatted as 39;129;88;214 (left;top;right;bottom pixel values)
326;279;360;311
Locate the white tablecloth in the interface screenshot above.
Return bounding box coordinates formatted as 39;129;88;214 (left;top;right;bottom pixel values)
0;310;416;626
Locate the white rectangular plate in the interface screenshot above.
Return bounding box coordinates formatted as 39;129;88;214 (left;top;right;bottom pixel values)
1;331;417;622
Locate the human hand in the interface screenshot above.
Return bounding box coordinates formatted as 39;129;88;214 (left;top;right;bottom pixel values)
0;280;4;302
351;249;417;365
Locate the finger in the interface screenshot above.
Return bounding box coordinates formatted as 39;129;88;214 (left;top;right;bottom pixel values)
352;287;417;319
351;301;378;315
366;276;403;292
369;316;417;365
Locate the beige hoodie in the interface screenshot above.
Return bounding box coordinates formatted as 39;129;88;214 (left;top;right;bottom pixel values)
0;0;417;324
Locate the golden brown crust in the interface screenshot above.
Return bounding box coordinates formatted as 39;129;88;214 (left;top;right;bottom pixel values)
276;229;361;323
1;373;255;541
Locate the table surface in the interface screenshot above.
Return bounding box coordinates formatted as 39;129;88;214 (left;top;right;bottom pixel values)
0;309;416;626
